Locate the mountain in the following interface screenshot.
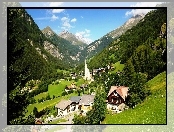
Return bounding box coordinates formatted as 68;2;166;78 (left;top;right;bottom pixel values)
84;14;145;59
88;8;166;80
42;26;86;65
58;30;88;48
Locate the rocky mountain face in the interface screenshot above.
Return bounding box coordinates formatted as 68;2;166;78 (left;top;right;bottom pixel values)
42;26;86;65
85;14;145;59
58;30;88;47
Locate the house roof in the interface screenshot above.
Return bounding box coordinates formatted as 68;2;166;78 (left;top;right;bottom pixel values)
55;100;72;110
70;96;81;103
107;86;129;101
79;94;95;105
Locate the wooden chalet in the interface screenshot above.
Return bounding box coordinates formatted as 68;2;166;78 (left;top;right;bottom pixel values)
107;86;129;111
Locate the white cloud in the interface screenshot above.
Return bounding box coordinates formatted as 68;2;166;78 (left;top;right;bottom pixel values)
125;2;164;17
71;18;77;22
61;17;69;21
48;2;64;7
85;29;90;34
52;9;65;13
61;17;72;30
51;15;58;21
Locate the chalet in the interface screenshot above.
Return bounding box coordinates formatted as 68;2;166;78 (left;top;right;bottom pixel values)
79;94;95;113
70;96;81;111
55;100;72;116
107;86;129;112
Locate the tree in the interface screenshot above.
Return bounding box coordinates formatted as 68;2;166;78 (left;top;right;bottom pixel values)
126;72;150;108
33;107;38;117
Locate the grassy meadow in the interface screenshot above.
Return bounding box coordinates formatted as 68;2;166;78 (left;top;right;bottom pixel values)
102;72;166;124
110;61;124;74
26;78;86;117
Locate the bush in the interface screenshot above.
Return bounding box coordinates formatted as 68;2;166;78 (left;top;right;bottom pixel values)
33;107;38;117
61;91;67;96
53;95;55;99
46;94;51;100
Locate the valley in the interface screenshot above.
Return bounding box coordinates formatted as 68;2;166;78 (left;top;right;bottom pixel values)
7;5;167;127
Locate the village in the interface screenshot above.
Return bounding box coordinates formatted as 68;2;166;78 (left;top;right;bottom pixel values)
34;60;129;125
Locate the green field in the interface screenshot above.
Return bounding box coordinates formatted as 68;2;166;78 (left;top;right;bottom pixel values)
110;61;124;74
34;92;48;101
26;92;77;117
48;118;67;124
102;71;166;124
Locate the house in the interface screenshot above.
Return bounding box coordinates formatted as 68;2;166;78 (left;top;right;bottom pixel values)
70;96;81;111
107;86;129;112
55;100;72;116
80;84;88;90
72;75;76;79
79;94;95;113
92;69;99;76
65;83;76;92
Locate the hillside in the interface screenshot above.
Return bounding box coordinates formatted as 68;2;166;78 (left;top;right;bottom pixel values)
8;8;73;124
102;71;166;124
88;8;167;80
42;26;86;65
84;14;145;59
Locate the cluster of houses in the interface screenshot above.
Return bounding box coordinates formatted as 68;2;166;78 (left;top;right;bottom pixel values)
64;83;88;92
55;94;95;117
55;85;129;117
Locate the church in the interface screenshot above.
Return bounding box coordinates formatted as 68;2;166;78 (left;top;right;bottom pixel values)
83;59;93;81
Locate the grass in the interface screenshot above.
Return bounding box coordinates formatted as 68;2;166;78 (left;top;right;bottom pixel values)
26;92;77;117
102;71;166;124
48;118;67;124
34;92;48;101
48;80;74;97
75;78;85;86
110;61;124;74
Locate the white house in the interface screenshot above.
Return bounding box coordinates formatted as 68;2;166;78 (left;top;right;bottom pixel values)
55;100;73;117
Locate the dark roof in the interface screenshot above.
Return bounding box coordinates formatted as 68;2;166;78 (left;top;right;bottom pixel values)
70;96;81;103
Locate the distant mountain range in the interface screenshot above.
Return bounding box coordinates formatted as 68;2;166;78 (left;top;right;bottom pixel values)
84;14;145;59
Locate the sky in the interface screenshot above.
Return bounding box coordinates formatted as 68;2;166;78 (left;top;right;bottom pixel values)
20;2;163;43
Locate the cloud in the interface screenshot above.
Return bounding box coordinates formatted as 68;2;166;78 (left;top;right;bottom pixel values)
81;16;83;18
125;2;164;17
48;2;64;7
85;29;90;34
61;17;72;30
71;18;77;22
51;14;58;21
61;17;69;21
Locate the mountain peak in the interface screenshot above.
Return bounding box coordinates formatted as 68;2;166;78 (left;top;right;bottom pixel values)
42;26;55;37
